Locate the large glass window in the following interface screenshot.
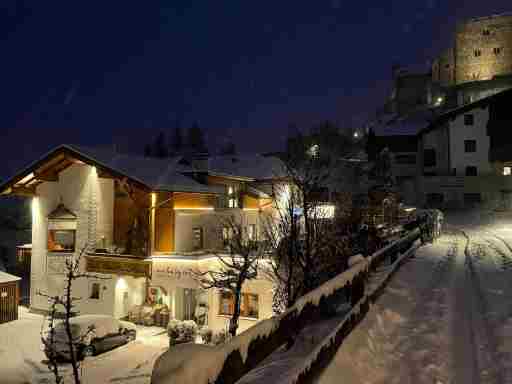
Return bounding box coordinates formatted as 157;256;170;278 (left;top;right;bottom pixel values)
218;292;259;319
48;229;76;252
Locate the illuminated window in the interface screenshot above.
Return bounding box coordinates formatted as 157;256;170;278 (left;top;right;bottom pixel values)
247;224;257;241
227;185;238;208
89;282;101;300
222;226;233;247
218;292;259;319
48;230;76;252
504;167;511;176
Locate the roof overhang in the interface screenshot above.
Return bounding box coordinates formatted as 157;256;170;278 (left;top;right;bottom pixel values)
0;145;150;197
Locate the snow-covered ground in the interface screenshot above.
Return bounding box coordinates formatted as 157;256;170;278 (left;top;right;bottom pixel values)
0;307;168;384
316;210;512;384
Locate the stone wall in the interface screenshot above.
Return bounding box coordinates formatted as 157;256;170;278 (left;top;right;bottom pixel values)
455;14;512;85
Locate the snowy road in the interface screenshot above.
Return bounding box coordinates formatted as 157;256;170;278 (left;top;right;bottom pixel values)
317;211;512;384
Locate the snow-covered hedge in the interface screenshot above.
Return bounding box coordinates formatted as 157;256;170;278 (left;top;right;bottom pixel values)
151;229;420;384
167;320;198;346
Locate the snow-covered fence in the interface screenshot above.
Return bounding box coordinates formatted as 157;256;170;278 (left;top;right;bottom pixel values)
151;229;421;384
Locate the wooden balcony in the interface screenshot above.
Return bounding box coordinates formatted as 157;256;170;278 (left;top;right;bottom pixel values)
85;253;152;278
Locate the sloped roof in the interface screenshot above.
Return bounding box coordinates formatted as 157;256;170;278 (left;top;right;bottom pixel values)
67;145;215;193
419;87;512;136
375;135;418;153
0;144;221;195
202;154;287;180
0;271;21;284
374;110;434;136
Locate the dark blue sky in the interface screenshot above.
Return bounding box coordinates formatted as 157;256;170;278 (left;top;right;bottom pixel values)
1;1;510;181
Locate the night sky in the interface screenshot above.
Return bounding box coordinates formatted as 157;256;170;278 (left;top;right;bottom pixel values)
1;1;510;181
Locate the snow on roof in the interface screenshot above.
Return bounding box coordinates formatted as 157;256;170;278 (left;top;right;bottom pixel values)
374;111;433;136
59;145;220;194
202;154;287;180
0;271;21;284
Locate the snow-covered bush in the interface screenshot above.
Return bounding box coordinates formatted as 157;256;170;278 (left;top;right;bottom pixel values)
167;320;198;346
211;329;230;345
199;327;213;344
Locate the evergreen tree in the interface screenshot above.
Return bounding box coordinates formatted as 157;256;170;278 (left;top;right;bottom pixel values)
171;125;183;155
219;139;236;155
187;122;207;154
143;144;152;157
366;126;377;162
153;131;168;158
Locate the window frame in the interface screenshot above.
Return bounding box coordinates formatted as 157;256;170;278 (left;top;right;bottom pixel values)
465;166;478;176
89;282;101;300
218;292;259;319
464;114;474;126
464;139;477;153
423;148;436;167
47;229;76;253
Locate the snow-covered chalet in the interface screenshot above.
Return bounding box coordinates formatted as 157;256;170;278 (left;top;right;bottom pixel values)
0;144;288;333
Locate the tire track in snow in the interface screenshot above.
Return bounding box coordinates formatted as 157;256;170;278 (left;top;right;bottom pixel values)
382;235;458;383
460;230;505;384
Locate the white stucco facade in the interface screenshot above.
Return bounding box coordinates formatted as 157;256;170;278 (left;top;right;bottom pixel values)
150;256;274;334
449;107;491;176
30;164;144;317
28;163;274;333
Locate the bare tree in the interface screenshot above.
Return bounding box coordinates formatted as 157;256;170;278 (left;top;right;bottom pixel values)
40;246;109;384
192;215;267;336
264;122;356;310
262;183;303;312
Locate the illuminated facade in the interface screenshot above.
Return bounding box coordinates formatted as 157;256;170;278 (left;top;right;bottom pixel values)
0;145;286;333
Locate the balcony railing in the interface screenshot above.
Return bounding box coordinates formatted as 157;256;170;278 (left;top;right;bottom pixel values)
85;253;152;278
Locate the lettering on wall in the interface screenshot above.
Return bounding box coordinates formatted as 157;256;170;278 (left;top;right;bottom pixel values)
154;265;198;280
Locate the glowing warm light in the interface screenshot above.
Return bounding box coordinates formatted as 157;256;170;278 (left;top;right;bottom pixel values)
151;192;157;207
18;173;35;185
404;207;416;213
116;277;128;290
504;167;511;176
228;186;233;195
31;196;38;217
308;144;320;158
353;132;359;138
310;204;336;219
243;208;259;211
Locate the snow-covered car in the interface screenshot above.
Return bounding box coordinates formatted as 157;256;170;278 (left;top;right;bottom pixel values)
43;314;137;361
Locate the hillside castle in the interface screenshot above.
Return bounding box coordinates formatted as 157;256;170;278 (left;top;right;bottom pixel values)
382;13;512;119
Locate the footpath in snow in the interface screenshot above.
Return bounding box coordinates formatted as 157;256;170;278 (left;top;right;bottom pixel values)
315;211;512;384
